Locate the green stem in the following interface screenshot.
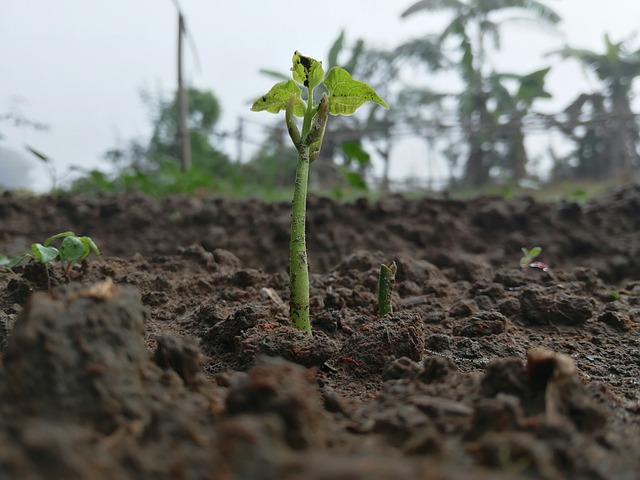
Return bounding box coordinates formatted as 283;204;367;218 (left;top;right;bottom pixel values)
290;146;311;334
378;261;397;316
288;89;316;336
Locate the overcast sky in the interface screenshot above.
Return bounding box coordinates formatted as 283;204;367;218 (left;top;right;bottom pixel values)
2;1;640;190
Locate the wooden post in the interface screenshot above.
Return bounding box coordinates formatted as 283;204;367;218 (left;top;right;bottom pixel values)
177;13;191;171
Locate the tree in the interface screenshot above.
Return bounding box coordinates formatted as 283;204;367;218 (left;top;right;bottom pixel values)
400;0;561;187
71;87;234;195
145;88;233;176
105;87;233;178
551;34;640;178
242;123;299;189
487;67;552;180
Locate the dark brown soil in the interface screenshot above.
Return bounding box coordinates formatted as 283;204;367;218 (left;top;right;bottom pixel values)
0;186;639;479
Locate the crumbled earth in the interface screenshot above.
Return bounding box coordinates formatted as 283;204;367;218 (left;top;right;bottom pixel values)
0;186;639;479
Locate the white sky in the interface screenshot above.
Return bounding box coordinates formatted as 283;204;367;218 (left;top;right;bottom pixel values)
2;0;640;190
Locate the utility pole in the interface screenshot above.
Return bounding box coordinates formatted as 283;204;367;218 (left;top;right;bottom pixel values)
177;12;191;171
236;117;244;163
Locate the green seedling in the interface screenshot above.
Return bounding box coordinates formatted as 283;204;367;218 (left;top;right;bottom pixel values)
520;246;541;269
378;261;397;316
252;51;388;335
1;231;101;287
520;246;549;274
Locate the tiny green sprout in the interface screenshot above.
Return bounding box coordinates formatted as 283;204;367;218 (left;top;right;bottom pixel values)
378;261;397;317
520;246;541;269
609;290;621;301
1;231;101;286
252;51;388;335
520;246;550;275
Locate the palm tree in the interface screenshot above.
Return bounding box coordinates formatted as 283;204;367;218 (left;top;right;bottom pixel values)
551;34;640;177
487;67;552;180
400;0;561;187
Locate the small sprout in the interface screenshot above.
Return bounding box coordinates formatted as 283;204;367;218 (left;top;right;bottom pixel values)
609;290;621;301
378;261;397;317
520;246;550;275
1;231;101;286
520;246;541;269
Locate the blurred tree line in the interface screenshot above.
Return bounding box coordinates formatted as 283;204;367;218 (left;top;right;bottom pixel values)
70;0;640;196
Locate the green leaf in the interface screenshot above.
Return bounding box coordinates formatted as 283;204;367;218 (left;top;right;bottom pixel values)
44;231;76;246
82;236;101;256
327;31;345;70
25;144;51;163
291;51;324;90
338;166;368;191
341;141;371;166
251;80;305;116
324;67;389;116
2;253;31;269
32;244;59;264
59;236;87;261
259;69;290;82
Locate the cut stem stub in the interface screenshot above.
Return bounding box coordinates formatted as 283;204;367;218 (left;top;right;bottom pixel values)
378;261;397;316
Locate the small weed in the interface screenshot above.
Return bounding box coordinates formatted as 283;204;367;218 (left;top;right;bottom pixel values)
520;246;550;274
1;231;101;287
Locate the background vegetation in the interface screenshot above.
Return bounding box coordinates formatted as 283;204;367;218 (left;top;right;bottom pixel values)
4;0;640;199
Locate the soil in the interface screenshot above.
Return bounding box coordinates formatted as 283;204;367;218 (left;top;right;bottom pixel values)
0;186;639;479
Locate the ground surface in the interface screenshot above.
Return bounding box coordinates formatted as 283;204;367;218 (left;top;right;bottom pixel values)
0;187;639;479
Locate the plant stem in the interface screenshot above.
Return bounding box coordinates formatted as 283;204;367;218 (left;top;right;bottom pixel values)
288;91;316;335
378;261;397;316
289;145;311;334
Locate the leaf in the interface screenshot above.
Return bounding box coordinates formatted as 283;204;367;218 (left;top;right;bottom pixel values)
31;244;59;264
1;253;31;269
59;236;87;261
81;236;101;257
338;166;368;191
44;231;76;246
324;67;389;116
341;141;370;166
25;144;51;163
259;69;290;82
291;51;324;90
251;81;305;116
327;31;345;70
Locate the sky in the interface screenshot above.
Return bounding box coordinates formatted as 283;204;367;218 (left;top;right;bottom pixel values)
2;0;640;191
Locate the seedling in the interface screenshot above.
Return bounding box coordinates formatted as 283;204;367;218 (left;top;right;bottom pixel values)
1;231;101;287
252;51;388;335
520;246;549;274
378;261;397;316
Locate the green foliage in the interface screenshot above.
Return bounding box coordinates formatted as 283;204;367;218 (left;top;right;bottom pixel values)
69;87;235;196
1;232;101;284
338;141;370;191
251;80;305;115
323;67;389;115
252;51;387;335
399;0;561;187
520;246;542;269
550;35;640;177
